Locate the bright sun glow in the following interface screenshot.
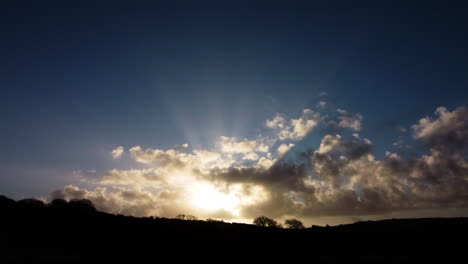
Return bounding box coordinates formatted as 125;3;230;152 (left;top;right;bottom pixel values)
191;183;240;216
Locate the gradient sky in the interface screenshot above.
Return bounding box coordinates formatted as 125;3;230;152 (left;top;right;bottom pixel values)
1;1;468;225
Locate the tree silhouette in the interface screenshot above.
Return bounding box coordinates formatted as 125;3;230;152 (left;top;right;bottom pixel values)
17;198;45;209
253;216;280;227
176;214;198;221
206;218;224;223
284;218;305;229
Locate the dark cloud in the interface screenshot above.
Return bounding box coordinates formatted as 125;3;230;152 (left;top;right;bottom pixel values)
236;106;468;218
412;106;468;152
209;163;307;188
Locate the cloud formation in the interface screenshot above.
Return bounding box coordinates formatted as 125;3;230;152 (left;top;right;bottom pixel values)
266;109;323;140
277;143;295;156
50;105;468;222
412;106;468;151
111;146;124;159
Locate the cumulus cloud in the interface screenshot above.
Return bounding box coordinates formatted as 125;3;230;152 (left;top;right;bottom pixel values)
49;184;170;217
266;109;323;140
111;146;124;159
277;143;295;156
243;152;259;161
412;106;468;151
193;150;221;164
338;112;363;131
50;105;468;221
129;145;198;168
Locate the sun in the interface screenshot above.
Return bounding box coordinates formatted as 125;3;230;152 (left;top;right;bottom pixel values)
191;182;240;215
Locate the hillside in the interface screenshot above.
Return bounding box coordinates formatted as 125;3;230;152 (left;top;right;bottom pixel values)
1;195;467;262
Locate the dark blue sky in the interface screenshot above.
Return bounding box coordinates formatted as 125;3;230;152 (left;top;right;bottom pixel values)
1;1;468;199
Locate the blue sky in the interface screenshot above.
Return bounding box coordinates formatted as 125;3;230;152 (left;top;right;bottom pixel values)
1;1;468;223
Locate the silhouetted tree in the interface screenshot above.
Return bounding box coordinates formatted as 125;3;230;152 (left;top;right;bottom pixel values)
206;218;224;223
253;216;280;227
284;218;305;229
17;198;45;208
176;214;198;221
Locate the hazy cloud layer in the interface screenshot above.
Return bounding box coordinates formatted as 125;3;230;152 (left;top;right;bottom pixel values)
50;105;468;221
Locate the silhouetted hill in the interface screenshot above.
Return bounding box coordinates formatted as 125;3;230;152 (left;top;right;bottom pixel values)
1;195;467;262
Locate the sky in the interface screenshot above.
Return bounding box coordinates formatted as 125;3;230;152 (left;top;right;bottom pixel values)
1;1;468;225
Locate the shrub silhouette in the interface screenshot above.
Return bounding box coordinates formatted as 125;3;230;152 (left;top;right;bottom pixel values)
17;198;45;209
176;214;198;221
284;218;305;229
206;218;224;223
253;216;280;227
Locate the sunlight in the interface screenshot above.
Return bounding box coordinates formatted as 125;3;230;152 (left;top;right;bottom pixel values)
191;182;240;215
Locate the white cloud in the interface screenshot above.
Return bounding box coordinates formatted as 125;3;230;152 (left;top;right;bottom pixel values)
129;145;198;168
111;146;124;159
243;152;259;161
317;135;343;154
266;109;322;140
277;143;295;156
193;149;221;165
256;157;275;169
266;114;286;129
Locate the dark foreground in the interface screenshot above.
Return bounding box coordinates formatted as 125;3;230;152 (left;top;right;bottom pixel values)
1;195;467;263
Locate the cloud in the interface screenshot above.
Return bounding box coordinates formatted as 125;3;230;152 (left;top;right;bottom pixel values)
266;115;286;129
336;108;348;115
243;152;259;161
193;149;221;165
266;109;323;140
129;145;198;168
49;105;468;221
393;139;404;147
218;136;269;154
317;101;327;108
100;168;166;187
338;112;363;131
316;134;373;159
111;146;124;159
412;106;468;151
49;185;168;217
277;143;295;156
